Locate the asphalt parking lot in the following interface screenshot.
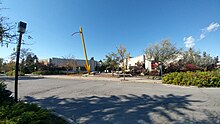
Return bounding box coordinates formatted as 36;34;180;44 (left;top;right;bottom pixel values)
2;76;220;124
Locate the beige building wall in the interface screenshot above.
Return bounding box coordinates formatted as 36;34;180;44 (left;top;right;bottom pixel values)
40;58;100;72
126;54;152;71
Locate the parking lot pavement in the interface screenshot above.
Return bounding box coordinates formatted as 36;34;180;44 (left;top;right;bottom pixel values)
42;75;163;83
2;76;220;124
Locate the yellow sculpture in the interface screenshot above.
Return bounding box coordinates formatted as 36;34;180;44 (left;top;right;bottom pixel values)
79;27;90;74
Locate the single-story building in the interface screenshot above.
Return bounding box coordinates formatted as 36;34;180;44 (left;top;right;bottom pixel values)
39;57;101;72
126;54;152;71
125;54;184;72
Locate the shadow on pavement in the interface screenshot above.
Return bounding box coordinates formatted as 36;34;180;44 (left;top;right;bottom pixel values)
178;110;220;124
22;94;217;123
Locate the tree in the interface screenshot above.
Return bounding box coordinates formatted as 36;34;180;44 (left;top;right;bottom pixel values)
117;45;130;80
21;54;38;73
181;48;199;65
180;48;214;70
0;3;17;47
9;48;40;73
0;3;32;48
62;55;77;71
0;58;3;72
1;61;15;73
145;40;180;64
0;15;16;47
214;56;219;67
103;52;119;74
201;51;214;70
96;60;106;72
10;48;34;62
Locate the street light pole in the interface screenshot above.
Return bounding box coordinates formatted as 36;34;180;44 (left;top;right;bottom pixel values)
14;33;22;102
15;21;27;102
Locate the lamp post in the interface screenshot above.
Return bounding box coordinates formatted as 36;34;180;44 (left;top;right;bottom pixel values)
15;21;27;102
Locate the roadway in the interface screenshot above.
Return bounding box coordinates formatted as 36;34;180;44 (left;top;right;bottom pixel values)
2;76;220;124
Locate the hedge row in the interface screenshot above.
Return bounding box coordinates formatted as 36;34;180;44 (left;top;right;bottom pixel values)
32;70;65;75
162;71;220;87
5;70;25;76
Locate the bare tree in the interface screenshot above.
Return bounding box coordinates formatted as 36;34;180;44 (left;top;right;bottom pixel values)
0;4;17;47
62;54;77;71
117;45;130;80
0;3;32;48
10;48;34;62
0;17;17;47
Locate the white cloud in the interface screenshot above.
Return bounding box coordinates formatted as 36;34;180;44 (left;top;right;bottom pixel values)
184;36;195;48
206;22;220;32
199;22;220;40
199;33;205;40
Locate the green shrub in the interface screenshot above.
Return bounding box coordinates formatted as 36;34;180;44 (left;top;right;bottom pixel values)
32;71;46;75
0;102;68;124
5;70;25;76
0;80;15;106
163;71;220;87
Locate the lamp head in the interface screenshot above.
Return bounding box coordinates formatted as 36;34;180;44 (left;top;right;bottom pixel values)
18;21;27;34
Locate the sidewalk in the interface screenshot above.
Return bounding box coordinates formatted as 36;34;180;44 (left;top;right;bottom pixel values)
43;75;162;84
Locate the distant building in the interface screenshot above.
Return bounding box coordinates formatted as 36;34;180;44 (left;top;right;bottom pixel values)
165;54;183;64
39;57;100;72
39;59;50;65
126;54;152;71
125;54;183;72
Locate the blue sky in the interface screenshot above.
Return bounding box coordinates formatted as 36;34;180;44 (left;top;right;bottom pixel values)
1;0;220;61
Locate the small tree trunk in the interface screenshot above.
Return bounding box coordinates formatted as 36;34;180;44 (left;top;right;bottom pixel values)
123;63;125;80
111;67;114;76
123;71;125;80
